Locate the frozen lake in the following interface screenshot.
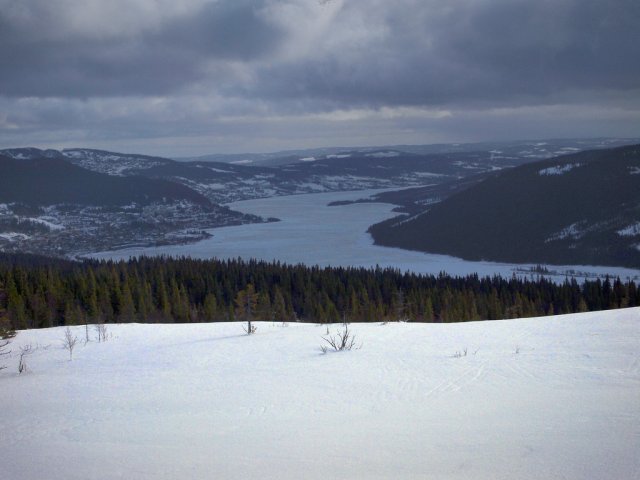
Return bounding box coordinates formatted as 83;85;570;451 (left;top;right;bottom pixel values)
91;190;640;281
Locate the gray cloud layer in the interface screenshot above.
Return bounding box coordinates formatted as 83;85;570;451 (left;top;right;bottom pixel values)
0;0;638;154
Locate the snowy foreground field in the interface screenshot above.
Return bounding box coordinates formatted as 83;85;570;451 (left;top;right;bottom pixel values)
2;309;639;480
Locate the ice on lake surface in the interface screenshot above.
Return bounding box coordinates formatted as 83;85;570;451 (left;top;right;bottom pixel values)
91;189;640;281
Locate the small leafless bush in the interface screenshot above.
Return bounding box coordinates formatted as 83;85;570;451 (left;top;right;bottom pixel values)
0;319;15;371
0;339;10;371
62;327;78;361
321;324;360;353
18;344;34;374
94;323;108;342
243;323;257;335
452;347;468;358
514;345;520;354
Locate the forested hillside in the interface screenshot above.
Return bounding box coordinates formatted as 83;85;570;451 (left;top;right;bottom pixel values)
370;145;640;268
0;153;209;206
0;254;636;331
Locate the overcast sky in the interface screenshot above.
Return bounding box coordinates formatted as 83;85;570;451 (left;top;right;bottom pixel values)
0;0;638;156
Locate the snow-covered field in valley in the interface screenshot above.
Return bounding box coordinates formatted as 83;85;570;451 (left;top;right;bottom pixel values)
2;308;639;480
90;190;640;282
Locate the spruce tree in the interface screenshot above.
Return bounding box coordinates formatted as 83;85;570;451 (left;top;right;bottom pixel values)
235;284;258;334
203;293;218;322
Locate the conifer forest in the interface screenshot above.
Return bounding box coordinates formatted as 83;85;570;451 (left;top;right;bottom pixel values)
0;253;636;331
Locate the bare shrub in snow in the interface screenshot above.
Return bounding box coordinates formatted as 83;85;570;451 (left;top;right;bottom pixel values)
18;344;34;374
0;308;15;370
321;324;360;353
514;345;520;354
452;347;468;358
94;323;108;342
62;327;78;361
0;339;10;371
243;323;257;335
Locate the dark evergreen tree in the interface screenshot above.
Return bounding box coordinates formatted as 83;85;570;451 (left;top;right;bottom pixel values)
235;284;258;334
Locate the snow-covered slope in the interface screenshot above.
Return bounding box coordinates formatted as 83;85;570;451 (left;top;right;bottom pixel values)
62;148;172;176
2;308;639;480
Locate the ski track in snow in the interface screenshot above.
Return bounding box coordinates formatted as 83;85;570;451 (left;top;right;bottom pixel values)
1;308;639;480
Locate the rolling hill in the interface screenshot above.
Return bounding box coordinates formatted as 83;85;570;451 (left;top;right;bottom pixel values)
0;152;210;206
7;140;638;206
369;145;640;268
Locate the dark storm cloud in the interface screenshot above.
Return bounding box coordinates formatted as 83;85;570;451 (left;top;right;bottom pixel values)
159;0;283;60
0;0;638;154
1;0;637;104
250;0;640;108
440;0;640;95
0;0;283;97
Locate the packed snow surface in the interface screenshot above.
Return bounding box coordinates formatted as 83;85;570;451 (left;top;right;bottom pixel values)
1;308;639;479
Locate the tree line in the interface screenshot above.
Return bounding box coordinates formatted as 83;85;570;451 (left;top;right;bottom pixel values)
0;253;637;331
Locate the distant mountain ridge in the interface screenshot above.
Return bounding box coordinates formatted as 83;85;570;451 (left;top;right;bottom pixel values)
0;152;209;206
3;146;532;204
173;138;640;166
4;139;638;206
369;145;640;269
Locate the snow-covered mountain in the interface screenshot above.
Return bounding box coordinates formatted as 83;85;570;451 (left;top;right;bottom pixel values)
1;308;638;479
62;148;173;176
0;147;63;160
